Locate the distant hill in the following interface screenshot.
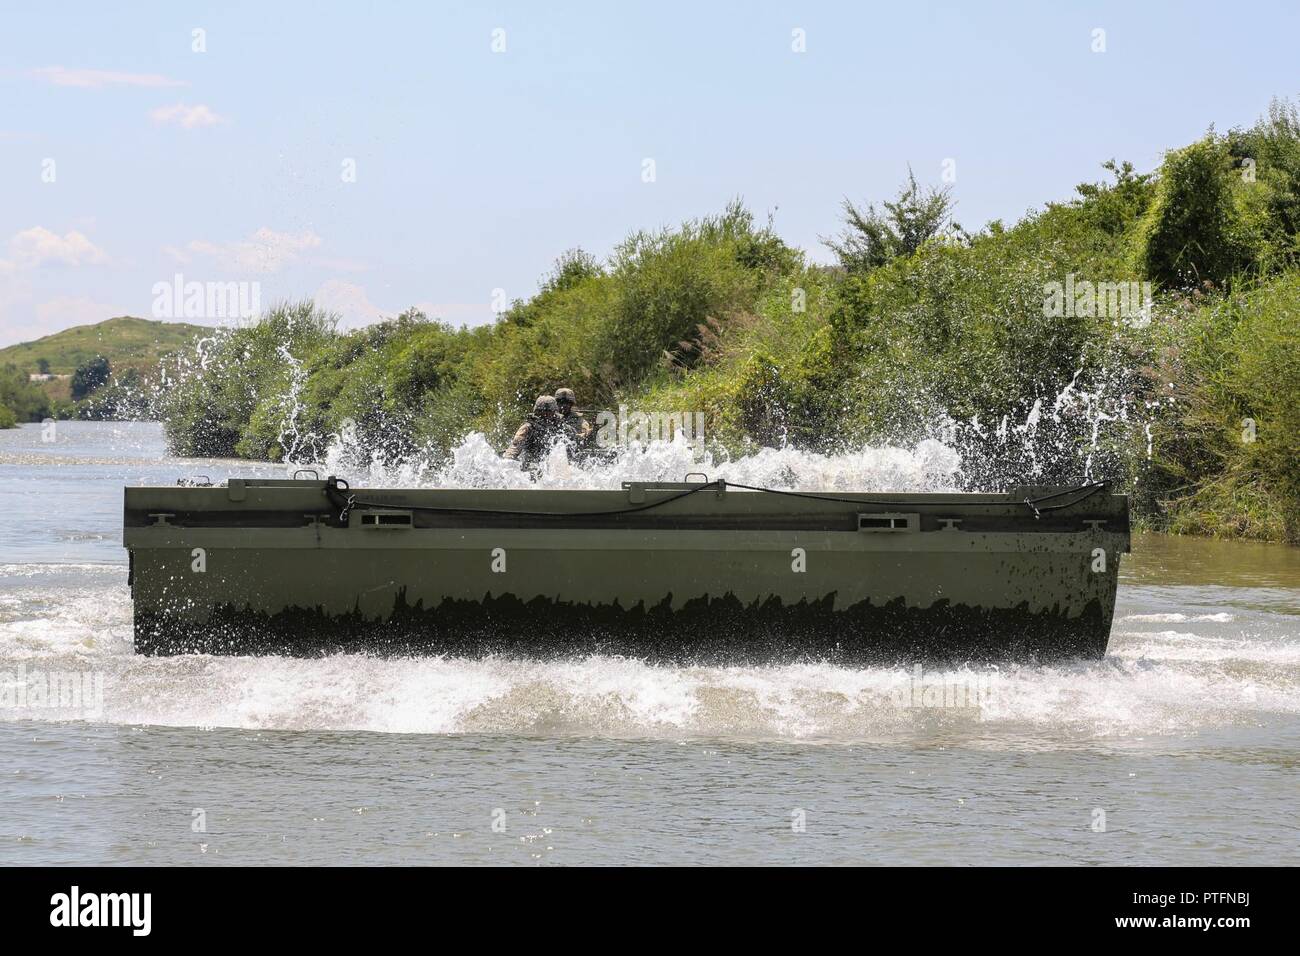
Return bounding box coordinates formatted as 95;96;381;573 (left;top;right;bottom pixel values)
0;316;209;376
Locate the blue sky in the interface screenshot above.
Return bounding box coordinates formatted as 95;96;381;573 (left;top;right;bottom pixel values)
1;0;1297;347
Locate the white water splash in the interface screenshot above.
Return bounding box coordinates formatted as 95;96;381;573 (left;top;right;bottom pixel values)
294;359;1121;491
159;313;1142;495
273;344;312;462
310;427;964;492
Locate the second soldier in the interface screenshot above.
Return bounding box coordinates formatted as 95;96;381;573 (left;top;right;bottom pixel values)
555;387;593;451
503;395;564;471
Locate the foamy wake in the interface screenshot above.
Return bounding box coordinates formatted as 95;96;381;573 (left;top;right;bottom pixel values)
2;569;1297;741
1119;613;1234;623
5;646;1299;740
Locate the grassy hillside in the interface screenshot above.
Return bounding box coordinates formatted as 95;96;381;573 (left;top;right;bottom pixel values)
0;316;207;376
0;316;210;425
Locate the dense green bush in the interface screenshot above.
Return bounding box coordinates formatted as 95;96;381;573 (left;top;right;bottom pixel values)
805;171;1150;487
474;201;798;421
77;367;149;420
0;365;52;425
162;301;338;458
1137;137;1254;290
1144;273;1300;542
1227;98;1300;274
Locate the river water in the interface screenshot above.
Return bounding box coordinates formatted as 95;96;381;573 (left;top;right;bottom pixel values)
1;421;1297;865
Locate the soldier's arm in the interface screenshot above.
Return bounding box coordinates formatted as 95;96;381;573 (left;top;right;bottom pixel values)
503;423;531;460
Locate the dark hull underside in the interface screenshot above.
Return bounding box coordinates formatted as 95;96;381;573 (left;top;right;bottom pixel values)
133;589;1111;664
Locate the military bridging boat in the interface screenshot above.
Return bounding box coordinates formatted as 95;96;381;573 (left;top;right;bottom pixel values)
123;474;1129;662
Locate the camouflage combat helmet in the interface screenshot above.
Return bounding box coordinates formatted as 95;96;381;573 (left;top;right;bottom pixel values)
533;395;560;416
555;387;577;408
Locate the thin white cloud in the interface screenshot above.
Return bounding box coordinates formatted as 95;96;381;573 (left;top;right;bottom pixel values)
0;291;128;349
0;227;110;271
181;228;322;274
149;103;226;129
36;295;129;332
414;300;498;327
313;257;371;273
0;276;34;348
309;281;497;330
33;66;187;89
312;280;386;329
161;244;192;265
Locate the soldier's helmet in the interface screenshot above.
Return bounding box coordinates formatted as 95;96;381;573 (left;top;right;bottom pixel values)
532;395;560;417
555;387;577;409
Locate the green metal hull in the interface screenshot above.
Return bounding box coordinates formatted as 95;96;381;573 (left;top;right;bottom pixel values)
124;478;1130;662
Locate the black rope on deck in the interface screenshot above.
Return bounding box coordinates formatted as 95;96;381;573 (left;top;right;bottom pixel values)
325;475;728;522
323;475;1109;524
720;480;1109;516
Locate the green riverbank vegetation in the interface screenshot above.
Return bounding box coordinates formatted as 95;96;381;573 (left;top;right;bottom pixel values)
159;100;1300;543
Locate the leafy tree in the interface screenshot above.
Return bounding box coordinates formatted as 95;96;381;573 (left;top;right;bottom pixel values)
541;248;603;294
505;249;605;328
71;355;111;400
1138;136;1252;289
824;169;958;273
1072;160;1154;236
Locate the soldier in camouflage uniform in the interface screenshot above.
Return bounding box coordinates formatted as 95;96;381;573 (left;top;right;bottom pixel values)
503;395;563;469
554;387;593;449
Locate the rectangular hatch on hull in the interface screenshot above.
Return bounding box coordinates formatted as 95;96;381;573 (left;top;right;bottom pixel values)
857;513;918;532
358;510;414;529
